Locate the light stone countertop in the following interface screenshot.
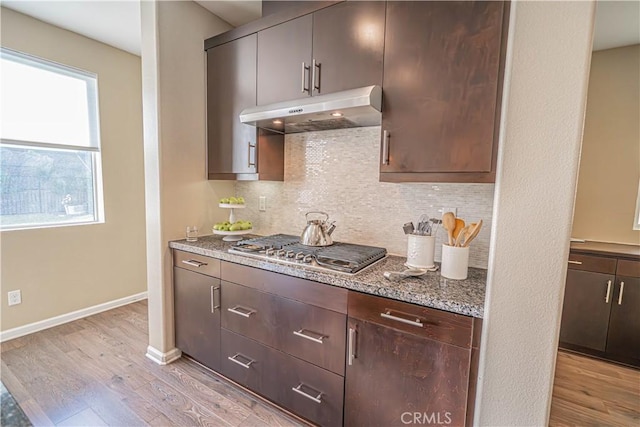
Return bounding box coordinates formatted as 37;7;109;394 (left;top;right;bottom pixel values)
169;235;487;318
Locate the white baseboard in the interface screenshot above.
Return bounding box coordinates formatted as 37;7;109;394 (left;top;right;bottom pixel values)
0;291;148;342
146;345;182;365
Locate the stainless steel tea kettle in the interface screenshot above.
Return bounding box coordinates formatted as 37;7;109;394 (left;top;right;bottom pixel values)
300;211;336;246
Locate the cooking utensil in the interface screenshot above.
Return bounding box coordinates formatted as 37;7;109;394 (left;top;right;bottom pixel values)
383;268;428;281
403;222;415;235
416;214;431;235
442;212;456;246
455;224;471;247
462;220;483;247
300;211;336;246
452;218;465;242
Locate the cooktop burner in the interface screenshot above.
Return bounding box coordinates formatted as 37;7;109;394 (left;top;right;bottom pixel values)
229;234;386;274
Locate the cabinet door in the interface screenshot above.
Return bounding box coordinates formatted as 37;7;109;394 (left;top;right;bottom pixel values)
606;277;640;360
207;34;257;176
311;1;385;95
257;15;313;105
344;318;470;427
559;270;614;351
174;267;221;371
380;1;505;181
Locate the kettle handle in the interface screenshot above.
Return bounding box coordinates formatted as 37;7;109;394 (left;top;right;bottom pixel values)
305;211;329;221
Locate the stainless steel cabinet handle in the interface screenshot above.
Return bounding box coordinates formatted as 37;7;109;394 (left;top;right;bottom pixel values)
182;259;207;268
227;306;256;318
213;286;220;311
301;62;310;93
293;329;325;344
228;353;254;369
381;310;424;328
567;260;583;265
210;286;214;313
618;281;625;305
248;142;256;167
381;130;390;165
348;327;356;366
605;280;612;304
312;59;321;93
292;383;323;404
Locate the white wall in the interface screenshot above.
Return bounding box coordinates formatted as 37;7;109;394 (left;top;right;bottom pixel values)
0;7;147;332
475;1;595;425
140;0;234;361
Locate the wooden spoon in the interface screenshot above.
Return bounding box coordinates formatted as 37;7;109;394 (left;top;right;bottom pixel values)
462;219;483;247
452;218;465;243
442;212;456;246
455;224;472;247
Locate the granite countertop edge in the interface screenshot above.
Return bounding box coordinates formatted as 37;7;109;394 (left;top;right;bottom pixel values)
169;236;487;318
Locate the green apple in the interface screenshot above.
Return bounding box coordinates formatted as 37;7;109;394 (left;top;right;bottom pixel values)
237;197;245;204
229;223;242;231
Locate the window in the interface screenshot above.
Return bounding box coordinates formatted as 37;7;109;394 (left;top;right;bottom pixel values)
0;48;103;230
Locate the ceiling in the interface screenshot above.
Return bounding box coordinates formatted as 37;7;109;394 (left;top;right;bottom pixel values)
1;0;638;56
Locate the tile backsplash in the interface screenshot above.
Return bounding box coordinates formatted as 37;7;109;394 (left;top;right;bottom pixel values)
236;127;495;268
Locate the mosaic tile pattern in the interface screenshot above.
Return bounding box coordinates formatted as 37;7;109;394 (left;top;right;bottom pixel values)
170;236;487;318
236;127;495;268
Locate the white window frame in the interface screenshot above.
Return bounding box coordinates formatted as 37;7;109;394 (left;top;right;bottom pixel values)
634;180;640;231
0;47;105;230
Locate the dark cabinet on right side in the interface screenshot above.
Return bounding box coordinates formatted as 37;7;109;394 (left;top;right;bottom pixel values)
380;1;508;183
559;254;640;367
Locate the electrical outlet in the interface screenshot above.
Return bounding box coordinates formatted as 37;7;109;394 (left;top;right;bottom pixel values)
8;290;21;306
259;196;266;212
439;207;458;217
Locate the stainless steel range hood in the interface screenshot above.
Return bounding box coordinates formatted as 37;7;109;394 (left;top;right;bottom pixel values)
240;85;382;134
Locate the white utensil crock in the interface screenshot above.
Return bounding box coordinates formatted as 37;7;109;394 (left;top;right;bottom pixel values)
441;244;470;280
406;235;436;269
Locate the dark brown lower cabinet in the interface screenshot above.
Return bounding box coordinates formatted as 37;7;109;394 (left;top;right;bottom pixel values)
344;291;479;427
606;276;640;360
559;253;640;367
559;269;615;351
174;266;221;371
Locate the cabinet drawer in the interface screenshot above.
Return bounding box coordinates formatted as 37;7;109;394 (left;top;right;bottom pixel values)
220;328;265;394
567;253;616;274
617;259;640;278
348;291;473;348
221;261;347;314
272;344;344;427
221;329;344;427
221;281;274;345
276;296;347;375
174;250;220;277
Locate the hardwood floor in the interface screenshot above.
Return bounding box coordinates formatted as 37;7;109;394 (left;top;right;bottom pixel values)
549;350;640;427
0;300;305;427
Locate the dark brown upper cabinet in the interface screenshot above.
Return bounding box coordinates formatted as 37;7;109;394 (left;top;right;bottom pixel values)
257;1;385;106
207;35;284;181
380;1;508;183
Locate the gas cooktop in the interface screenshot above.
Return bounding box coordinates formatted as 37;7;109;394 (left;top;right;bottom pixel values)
229;234;387;274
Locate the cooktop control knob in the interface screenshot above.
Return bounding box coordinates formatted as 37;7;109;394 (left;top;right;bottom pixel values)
303;255;313;263
276;249;286;257
285;250;295;258
265;248;275;256
295;252;305;260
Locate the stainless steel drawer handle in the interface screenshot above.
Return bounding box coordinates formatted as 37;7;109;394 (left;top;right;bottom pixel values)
292;383;323;404
567;260;583;265
228;353;254;369
618;281;625;305
381;130;390;165
227;306;256;318
605;280;612;304
381;310;424;328
348;327;356;366
293;329;325;344
182;259;207;268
